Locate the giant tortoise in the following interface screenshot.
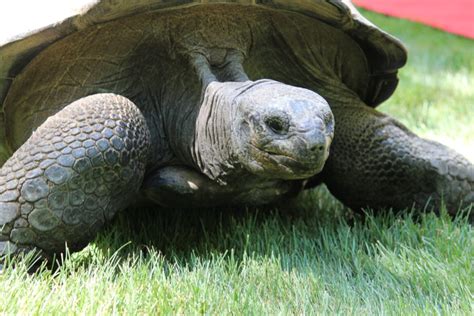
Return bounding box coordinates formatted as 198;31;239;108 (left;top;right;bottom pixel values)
0;0;473;257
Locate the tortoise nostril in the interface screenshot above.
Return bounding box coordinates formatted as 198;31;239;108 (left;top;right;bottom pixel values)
310;144;325;152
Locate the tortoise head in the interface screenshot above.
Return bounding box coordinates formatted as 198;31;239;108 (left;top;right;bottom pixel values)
195;80;334;182
231;80;334;180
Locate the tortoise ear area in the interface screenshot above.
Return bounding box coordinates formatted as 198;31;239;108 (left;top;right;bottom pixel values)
238;120;251;143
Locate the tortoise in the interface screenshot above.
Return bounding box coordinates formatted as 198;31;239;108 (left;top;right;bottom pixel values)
0;0;473;257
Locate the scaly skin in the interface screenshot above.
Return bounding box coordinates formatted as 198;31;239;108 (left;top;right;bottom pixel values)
320;105;474;214
0;94;150;256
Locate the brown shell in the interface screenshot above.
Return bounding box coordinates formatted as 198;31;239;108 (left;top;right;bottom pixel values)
0;0;407;110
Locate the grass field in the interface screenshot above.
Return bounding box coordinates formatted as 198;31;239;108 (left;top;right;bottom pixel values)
1;10;473;315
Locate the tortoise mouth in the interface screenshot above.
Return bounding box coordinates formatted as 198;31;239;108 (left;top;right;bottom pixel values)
246;143;327;179
252;128;331;179
263;149;326;176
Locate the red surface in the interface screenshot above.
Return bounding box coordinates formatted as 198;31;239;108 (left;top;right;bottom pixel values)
353;0;474;39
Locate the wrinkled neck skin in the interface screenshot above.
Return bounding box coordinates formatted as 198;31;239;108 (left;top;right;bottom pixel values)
191;81;252;184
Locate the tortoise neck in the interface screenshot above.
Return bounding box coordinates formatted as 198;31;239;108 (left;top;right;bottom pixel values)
185;51;251;183
191;81;255;184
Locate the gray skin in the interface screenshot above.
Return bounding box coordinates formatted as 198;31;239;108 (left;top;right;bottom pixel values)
0;5;473;257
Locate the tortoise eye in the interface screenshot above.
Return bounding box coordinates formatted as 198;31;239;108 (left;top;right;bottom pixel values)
265;115;289;134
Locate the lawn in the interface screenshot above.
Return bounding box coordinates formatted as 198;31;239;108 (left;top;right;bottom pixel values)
1;10;473;315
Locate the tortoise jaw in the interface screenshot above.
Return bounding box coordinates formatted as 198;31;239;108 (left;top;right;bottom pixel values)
265;152;326;179
262;141;330;179
243;143;328;180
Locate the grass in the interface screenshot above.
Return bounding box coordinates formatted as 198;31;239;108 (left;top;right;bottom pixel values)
1;10;473;315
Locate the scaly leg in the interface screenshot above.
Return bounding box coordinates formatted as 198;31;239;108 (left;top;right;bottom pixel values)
317;105;474;215
0;93;150;257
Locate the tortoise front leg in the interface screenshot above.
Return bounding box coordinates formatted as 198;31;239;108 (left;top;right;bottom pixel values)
141;166;233;208
0;93;150;257
316;105;474;215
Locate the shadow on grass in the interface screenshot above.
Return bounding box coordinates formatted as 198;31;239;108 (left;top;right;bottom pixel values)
92;186;345;257
81;185;471;273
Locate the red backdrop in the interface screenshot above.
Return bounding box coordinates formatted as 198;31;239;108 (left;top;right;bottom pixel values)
354;0;474;39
